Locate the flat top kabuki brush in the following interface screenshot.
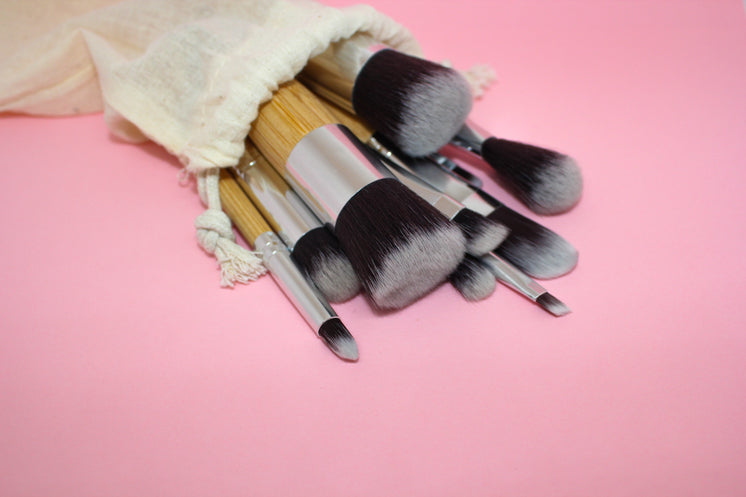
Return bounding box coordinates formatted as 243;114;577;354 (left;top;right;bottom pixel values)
218;169;359;361
301;33;473;157
451;122;583;215
235;140;360;303
248;79;467;311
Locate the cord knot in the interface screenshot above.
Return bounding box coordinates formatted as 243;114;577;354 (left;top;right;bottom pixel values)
195;208;235;253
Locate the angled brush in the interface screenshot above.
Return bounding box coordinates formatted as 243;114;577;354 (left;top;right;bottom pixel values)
218;169;359;361
248;79;466;311
302;33;472;157
451;122;583;214
235;140;360;303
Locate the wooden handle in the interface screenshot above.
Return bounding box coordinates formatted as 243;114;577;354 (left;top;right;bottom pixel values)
248;79;340;172
322;100;375;144
218;169;272;246
234;140;293;235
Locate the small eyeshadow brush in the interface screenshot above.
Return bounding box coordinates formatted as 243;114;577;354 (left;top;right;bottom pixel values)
218;169;359;361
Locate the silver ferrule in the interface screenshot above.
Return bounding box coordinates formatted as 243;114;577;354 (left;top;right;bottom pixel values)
368;136;494;217
453;121;488;153
255;231;337;332
303;36;388;102
234;163;323;249
372;146;463;220
480;253;547;301
284;124;392;224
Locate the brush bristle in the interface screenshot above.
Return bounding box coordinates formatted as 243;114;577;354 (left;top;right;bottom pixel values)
292;226;361;303
536;293;572;317
487;206;578;279
481;137;583;214
452;208;510;256
318;318;359;361
448;255;496;301
352;49;473;157
335;178;466;310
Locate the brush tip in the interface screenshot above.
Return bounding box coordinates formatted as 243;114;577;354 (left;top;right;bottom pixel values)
353;50;473;156
530;155;583;215
488;207;579;279
318;318;359;361
536;292;572;317
453;208;510;256
293;227;361;302
449;255;497;301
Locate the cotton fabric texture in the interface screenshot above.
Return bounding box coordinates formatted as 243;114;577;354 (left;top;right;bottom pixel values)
1;0;422;285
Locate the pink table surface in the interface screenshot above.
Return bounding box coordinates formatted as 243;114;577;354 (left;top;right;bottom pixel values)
2;1;745;496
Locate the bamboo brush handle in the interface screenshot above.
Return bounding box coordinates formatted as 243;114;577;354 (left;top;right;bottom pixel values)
218;168;272;246
249;79;340;171
323;101;375;143
235;140;292;235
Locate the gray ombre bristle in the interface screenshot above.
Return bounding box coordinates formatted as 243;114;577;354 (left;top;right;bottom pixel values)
484;200;579;279
449;255;497;301
530;155;584;215
480;138;583;215
453;208;510;256
396;71;474;156
335;178;466;310
536;293;572;317
351;49;473;157
318;318;359;361
292;226;361;303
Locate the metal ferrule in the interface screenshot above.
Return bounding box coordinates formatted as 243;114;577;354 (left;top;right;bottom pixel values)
480;253;547;301
284;124;392;225
303;39;388;101
368;136;494;217
255;231;336;332
372;147;463;220
452;121;488;154
235;162;322;249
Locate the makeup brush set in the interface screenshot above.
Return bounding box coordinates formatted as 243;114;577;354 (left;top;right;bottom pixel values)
219;35;582;361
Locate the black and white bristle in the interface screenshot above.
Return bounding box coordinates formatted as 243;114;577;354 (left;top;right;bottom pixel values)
334;178;466;310
318;318;359;361
480;137;583;215
449;254;496;301
485;203;578;279
535;293;572;317
452;208;510;256
291;226;361;303
351;49;473;157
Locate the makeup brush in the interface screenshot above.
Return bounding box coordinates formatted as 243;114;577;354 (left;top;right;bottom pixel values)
235;141;360;303
449;254;497;302
479;252;571;317
301;33;473;157
322;101;577;279
323;102;508;256
450;122;583;215
249;79;466;310
218;169;359;361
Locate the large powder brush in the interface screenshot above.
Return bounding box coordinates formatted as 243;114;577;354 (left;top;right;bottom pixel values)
248;79;466;310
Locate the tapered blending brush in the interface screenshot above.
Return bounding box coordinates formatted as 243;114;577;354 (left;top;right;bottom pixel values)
218;169;359;361
235;141;360;303
301;34;473;157
323;102;508;257
248;79;466;310
323;101;578;279
449;254;496;302
450;122;583;215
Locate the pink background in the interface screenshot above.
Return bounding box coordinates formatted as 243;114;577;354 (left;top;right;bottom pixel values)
2;1;746;496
